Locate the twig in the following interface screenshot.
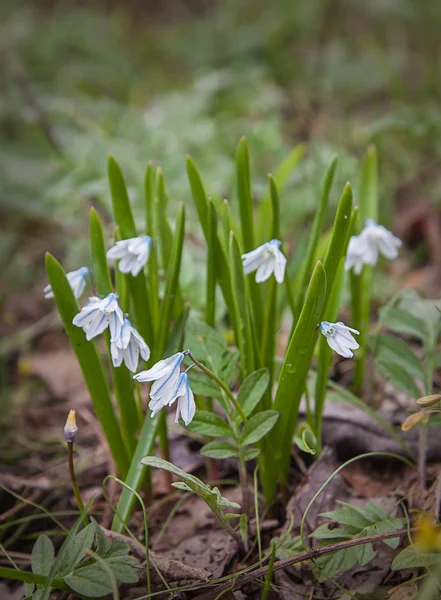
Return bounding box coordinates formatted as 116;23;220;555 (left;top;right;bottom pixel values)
193;528;410;600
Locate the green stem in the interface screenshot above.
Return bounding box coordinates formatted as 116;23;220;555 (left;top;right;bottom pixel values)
67;442;88;526
0;567;71;592
261;543;276;600
187;352;247;422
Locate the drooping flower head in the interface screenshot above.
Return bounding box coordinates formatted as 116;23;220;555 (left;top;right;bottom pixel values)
107;236;152;277
72;293;124;341
134;351;196;425
345;219;402;275
319;321;360;358
44;266;90;300
170;371;196;426
64;409;78;443
110;317;150;373
242;239;287;284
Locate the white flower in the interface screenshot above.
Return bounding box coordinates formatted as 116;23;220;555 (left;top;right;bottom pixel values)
319;321;360;358
345;219;402;275
106;236;152;277
110;317;150;372
170;371;196;426
242;239;287;284
72;293;124;341
44;266;90;299
134;352;186;419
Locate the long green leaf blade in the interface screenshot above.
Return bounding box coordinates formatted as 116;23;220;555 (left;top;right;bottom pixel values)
263;261;327;498
89;208;139;457
229;231;255;379
295;155;338;314
45;253;129;477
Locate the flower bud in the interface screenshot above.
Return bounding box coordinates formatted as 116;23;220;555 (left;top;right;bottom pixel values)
401;411;426;432
64;410;78;443
416;394;441;408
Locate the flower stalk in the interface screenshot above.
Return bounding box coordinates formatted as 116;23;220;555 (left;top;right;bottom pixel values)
64;411;87;525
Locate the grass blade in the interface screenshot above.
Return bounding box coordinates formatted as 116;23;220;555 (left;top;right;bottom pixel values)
263;261;326;499
108;155;154;346
314;207;359;452
352;145;378;393
206;200;218;327
229;231;255;379
186;156;237;334
236;136;263;341
144;161;160;338
45;254;129;477
257;143;306;240
89;208;139;457
294;155;338;315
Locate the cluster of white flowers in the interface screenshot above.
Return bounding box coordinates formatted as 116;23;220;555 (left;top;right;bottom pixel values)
134;352;195;426
46;217;403;425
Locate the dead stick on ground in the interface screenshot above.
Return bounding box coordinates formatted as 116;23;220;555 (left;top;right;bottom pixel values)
193;528;411;600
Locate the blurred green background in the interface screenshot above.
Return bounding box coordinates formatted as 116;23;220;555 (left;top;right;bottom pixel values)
1;0;440;301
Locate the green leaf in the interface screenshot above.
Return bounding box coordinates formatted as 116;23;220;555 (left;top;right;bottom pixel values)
257;143;305;241
294;155;337;314
109;558;139;582
240;410;279;446
391;545;441;570
143;162;160;333
229;231;255;378
58;524;95;576
383;307;428;342
267;261;326;495
359;144;378;224
310;501;405;580
271;534;303;560
156;202;186;357
171;482;192;492
187;411;234;437
185;317;231;377
375;335;425;381
112;409;158;532
89;208;139;457
186;155;209;236
24;582;35;597
64;565;114;598
322;183;353;304
200;440;239;459
313;548;358;581
209;487;241;509
32;535;54;577
294;423;317;455
235;136;255;252
236;369;270;420
205;199;218;327
314;256;348;453
376;358;421;398
89;208;113;296
244;448;260;461
45;254;129;477
140;456;237;511
107;155;136;238
188;370;221;398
